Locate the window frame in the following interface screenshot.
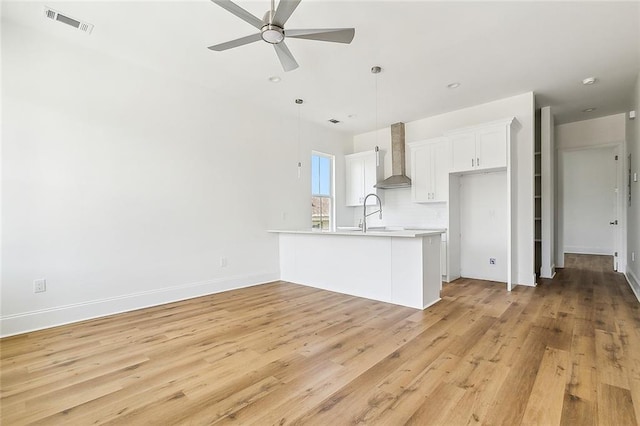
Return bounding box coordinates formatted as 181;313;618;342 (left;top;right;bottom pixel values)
311;151;335;231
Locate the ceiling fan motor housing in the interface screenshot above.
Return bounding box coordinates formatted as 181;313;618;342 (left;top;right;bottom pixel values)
261;24;285;44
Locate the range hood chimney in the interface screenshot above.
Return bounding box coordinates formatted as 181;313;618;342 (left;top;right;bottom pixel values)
374;122;411;189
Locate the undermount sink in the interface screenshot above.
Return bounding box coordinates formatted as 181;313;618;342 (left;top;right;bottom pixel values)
337;226;445;234
366;226;412;232
337;226;400;233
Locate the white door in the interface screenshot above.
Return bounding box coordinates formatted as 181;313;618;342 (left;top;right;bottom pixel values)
459;171;508;282
562;146;618;268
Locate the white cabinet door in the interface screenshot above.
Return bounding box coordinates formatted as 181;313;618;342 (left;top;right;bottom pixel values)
411;144;432;202
450;133;476;173
441;239;447;278
345;151;380;206
362;154;380;205
476;125;507;170
431;139;451;202
345;156;365;206
410;138;450;203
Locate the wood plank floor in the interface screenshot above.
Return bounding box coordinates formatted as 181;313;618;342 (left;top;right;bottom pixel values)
2;254;639;425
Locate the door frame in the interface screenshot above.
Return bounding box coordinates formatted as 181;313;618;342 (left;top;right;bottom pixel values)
556;141;626;272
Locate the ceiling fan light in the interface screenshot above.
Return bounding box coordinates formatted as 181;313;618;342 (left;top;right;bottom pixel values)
261;25;284;44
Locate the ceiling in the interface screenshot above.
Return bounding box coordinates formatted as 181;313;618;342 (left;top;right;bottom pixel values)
2;1;639;135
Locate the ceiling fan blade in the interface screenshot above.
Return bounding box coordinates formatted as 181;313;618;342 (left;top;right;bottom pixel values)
274;42;299;72
208;33;262;51
211;0;264;29
273;0;301;27
286;28;355;44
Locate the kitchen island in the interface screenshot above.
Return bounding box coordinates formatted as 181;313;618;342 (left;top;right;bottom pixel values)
270;229;444;310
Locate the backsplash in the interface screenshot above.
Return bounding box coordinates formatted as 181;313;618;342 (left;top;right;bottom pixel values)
349;188;448;229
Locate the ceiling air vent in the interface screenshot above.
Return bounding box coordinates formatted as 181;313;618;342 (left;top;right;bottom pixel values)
43;6;94;34
328;119;341;124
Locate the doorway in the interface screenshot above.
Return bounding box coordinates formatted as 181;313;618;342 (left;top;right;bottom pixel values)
560;145;620;270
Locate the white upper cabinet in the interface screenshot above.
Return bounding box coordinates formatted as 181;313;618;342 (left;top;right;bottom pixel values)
409;137;451;203
476;125;508;170
448;119;511;173
345;151;382;206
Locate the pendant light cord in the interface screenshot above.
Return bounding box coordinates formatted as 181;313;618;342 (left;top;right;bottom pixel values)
374;66;380;166
296;98;303;178
297;102;301;167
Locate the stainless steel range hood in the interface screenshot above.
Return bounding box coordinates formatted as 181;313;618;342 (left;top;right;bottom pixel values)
374;122;411;189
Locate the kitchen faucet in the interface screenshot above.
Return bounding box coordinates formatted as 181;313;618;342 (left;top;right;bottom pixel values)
362;193;382;233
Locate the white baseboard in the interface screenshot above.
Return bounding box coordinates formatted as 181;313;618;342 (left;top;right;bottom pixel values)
0;271;279;338
564;246;612;255
423;297;442;310
540;264;556;279
626;269;640;303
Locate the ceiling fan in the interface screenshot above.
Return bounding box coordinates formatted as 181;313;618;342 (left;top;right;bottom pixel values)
208;0;355;72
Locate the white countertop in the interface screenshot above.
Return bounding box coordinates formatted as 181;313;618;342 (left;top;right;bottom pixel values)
269;227;446;238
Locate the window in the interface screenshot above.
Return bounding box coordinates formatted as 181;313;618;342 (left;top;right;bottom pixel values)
311;152;333;230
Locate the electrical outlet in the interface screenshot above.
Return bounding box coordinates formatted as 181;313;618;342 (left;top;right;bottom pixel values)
34;279;46;293
489;258;496;265
220;257;228;268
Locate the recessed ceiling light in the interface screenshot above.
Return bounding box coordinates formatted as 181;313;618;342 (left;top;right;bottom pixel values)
268;76;281;83
582;77;597;85
447;82;461;89
582;107;596;112
328;119;341;124
347;114;357;119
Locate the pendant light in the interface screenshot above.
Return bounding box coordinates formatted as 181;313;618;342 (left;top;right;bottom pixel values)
372;66;382;166
295;98;303;178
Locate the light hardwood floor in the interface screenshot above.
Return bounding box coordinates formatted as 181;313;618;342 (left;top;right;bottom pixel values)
2;254;639;425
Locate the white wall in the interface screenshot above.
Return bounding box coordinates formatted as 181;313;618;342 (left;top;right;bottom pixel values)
350;92;536;286
555;113;627;270
626;72;640;298
556;114;626;149
459;172;508;282
0;21;351;336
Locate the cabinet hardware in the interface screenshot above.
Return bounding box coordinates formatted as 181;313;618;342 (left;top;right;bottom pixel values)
472;159;475;167
477;157;480;166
